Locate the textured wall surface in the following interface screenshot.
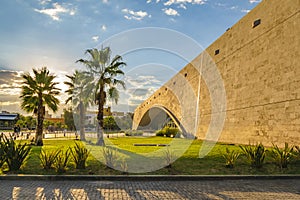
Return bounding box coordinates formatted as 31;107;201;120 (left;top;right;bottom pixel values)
133;0;300;146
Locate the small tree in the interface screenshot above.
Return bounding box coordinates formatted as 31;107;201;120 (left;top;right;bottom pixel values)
103;116;119;131
20;67;60;146
77;47;126;146
64;70;94;141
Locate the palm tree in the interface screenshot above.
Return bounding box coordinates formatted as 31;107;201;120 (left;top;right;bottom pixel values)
64;70;94;141
20;67;60;146
77;47;126;145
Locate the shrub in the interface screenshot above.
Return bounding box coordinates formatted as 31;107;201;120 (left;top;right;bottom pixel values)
0;146;5;169
1;135;31;171
102;147;118;169
40;148;60;170
222;147;240;168
271;143;294;169
156;127;181;138
164;148;175;168
240;143;266;168
70;142;90;169
294;146;300;158
120;159;128;173
155;130;164;137
0;135;6;168
54;150;70;174
125;130;143;136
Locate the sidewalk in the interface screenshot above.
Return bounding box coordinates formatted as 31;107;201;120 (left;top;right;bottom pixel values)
0;176;299;199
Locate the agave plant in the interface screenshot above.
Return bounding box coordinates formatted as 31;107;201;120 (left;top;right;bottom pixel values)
1;135;31;171
240;143;266;168
120;158;128;174
70;142;90;169
294;146;300;158
39;148;60;170
271;143;294;169
102;147;118;169
164;148;175;168
222;148;240;168
54;149;71;174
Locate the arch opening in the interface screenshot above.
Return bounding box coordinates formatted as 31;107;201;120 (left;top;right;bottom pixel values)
135;105;187;137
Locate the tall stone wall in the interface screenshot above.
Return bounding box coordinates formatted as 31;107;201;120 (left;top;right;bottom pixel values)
133;0;300;146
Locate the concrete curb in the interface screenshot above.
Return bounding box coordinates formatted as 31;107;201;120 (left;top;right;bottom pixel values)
0;175;300;181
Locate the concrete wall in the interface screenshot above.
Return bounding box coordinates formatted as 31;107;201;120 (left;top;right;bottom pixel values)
133;0;300;146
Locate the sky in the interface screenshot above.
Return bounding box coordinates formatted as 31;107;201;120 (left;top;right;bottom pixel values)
0;0;261;116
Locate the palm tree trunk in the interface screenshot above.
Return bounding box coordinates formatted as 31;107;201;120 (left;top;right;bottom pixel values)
96;86;105;146
79;102;86;141
35;103;44;146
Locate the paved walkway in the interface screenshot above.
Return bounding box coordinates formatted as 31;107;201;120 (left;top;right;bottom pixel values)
0;179;299;199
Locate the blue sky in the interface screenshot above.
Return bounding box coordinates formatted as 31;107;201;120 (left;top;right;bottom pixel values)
0;0;261;115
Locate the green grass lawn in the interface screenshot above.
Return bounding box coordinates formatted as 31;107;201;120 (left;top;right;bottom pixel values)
1;137;300;175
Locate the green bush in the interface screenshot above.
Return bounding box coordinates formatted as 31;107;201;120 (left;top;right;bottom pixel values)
0;135;5;168
39;148;60;170
1;135;31;171
155;130;164;137
54;150;70;174
240;143;266;168
70;142;90;169
164;148;175;168
271;143;294;169
222;147;240;168
102;147;118;169
294;146;300;158
156;127;181;138
125;130;143;136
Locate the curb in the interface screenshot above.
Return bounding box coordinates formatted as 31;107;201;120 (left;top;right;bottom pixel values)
0;175;300;181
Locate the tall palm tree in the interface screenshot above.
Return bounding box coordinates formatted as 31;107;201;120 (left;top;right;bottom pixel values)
20;67;60;146
64;70;94;141
77;47;126;145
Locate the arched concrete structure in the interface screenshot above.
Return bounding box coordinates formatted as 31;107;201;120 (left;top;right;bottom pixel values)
132;86;182;131
133;0;300;147
133;105;189;136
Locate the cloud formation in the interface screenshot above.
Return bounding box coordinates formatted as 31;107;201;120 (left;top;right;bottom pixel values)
124;75;161;107
249;0;261;3
39;0;52;5
101;25;107;31
122;8;149;20
0;70;23;113
34;3;75;21
163;8;180;16
164;0;206;6
92;36;99;42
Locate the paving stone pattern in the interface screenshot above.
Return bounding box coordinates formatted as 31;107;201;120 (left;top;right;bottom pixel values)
0;179;300;199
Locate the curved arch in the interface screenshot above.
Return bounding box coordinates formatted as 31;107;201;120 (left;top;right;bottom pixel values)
133;104;187;136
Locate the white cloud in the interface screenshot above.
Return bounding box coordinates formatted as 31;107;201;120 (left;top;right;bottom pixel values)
70;9;76;16
125;75;161;107
102;0;109;4
178;4;187;9
101;25;107;31
122;8;149;21
164;0;206;6
249;0;261;3
39;0;51;5
147;0;152;3
92;36;99;42
34;3;75;21
241;9;250;13
163;8;180;16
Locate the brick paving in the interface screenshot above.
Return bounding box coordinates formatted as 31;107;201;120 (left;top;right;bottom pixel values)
0;179;300;200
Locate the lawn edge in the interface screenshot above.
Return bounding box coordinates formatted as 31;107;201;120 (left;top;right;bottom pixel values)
0;174;300;181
